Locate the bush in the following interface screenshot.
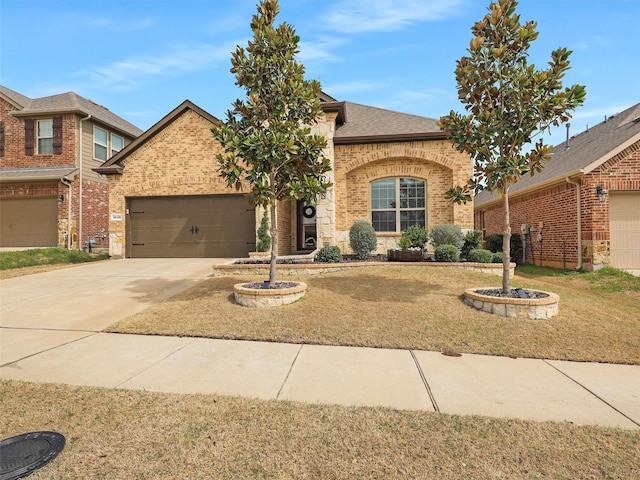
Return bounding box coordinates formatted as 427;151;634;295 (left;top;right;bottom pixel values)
467;248;494;263
349;221;378;260
484;233;523;264
429;224;464;249
434;244;460;262
256;210;271;252
492;252;503;263
314;246;343;263
461;230;483;260
399;225;429;250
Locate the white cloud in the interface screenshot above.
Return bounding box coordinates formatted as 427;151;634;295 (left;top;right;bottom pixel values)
298;37;346;62
326;0;467;34
85;43;235;91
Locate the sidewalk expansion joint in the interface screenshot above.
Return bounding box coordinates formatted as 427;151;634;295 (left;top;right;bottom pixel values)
0;331;98;368
410;350;439;412
276;343;303;400
114;336;199;389
543;359;640;428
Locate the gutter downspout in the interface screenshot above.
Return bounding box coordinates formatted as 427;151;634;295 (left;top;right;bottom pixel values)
566;176;583;271
79;114;92;250
61;177;73;249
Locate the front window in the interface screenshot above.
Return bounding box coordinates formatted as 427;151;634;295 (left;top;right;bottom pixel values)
37;119;53;154
94;126;108;161
371;178;426;232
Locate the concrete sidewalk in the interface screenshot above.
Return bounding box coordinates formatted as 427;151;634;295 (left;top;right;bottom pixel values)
1;259;639;430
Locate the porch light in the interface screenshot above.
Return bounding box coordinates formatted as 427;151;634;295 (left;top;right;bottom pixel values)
56;194;64;206
595;185;607;203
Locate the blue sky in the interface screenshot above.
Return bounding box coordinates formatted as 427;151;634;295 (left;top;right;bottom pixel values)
2;0;638;147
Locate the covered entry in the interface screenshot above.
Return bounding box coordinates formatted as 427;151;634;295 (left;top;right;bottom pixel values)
126;195;255;258
609;192;640;275
0;196;58;247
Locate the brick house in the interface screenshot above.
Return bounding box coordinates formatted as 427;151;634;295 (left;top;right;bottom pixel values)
0;86;142;250
95;94;473;258
474;102;640;274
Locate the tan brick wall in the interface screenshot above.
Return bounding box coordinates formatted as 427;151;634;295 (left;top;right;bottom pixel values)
333;140;473;253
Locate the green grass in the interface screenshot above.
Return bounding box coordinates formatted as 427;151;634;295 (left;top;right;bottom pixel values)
517;264;640;293
0;248;108;270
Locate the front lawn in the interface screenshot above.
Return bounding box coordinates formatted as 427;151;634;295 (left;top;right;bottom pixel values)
107;264;640;364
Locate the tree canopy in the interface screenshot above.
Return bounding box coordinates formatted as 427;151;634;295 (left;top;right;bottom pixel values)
439;0;586;291
212;0;330;285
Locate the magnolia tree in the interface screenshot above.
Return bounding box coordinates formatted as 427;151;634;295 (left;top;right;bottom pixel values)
439;0;586;293
212;0;331;286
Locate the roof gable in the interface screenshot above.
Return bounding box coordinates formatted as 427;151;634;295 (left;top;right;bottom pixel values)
1;85;143;137
95;100;219;174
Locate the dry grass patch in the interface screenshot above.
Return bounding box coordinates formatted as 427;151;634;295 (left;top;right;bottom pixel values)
107;265;640;364
2;380;638;479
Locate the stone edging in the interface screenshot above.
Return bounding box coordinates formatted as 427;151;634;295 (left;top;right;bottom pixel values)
234;282;307;307
463;287;560;319
214;262;516;277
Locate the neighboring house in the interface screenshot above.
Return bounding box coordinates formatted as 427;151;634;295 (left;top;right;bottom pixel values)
95;94;473;259
0;85;143;250
474;102;640;274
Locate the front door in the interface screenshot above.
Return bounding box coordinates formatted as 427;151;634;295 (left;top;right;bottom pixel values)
297;200;317;251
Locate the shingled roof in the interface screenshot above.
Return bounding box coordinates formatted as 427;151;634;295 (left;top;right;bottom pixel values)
474;101;640;207
0;85;143;137
334;102;445;144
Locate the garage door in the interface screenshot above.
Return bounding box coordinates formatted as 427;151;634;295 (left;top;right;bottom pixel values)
127;195;255;258
0;197;58;247
609;192;640;274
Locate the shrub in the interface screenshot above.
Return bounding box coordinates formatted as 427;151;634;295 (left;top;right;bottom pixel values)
429;224;464;249
256;210;271;252
434;244;460;262
467;248;494;263
461;230;483;260
399;225;429;250
314;246;343;263
492;252;503;263
349;221;378;260
484;233;523;264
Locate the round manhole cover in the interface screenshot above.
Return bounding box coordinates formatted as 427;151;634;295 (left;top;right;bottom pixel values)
0;431;65;480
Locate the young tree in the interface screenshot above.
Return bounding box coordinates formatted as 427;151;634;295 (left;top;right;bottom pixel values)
439;0;585;293
212;0;331;286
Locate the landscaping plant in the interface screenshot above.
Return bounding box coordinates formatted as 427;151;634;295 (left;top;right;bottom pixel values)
461;230;483;260
434;244;461;262
256;210;271;252
429;223;464;250
314;245;343;263
467;248;494;263
212;0;331;286
399;225;429;250
438;0;586;292
349;220;377;260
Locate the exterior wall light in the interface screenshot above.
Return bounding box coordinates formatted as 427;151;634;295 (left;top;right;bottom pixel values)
595;185;607;203
57;194;64;206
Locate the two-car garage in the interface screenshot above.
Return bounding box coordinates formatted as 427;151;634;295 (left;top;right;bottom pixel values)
126;194;256;258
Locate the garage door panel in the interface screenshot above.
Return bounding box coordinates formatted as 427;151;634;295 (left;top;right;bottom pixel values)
127;195;255;258
0;197;58;247
609;192;640;272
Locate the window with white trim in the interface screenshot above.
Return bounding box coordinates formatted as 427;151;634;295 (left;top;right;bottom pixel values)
37;119;53;154
111;134;124;156
371;178;426;232
94;126;109;161
94;127;123;160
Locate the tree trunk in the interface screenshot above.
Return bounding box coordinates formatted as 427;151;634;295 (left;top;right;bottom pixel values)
268;200;278;287
502;187;511;293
